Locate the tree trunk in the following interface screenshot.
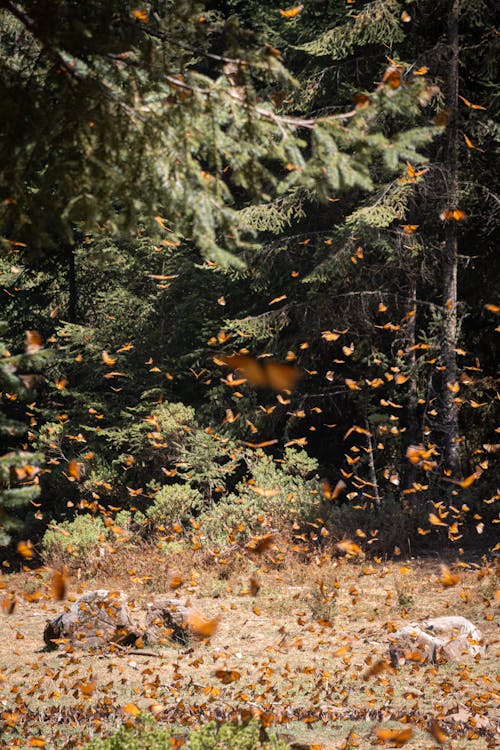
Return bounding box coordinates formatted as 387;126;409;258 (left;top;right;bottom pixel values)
365;417;380;509
68;245;77;323
403;266;419;498
441;0;461;478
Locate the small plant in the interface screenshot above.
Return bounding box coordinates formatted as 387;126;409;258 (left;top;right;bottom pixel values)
114;510;133;531
480;580;496;602
190;721;289;750
42;514;108;568
308;580;338;623
83;719;289;750
281;448;319;478
395;585;414;611
157;539;187;556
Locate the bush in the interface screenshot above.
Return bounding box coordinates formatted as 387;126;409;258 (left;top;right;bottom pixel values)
146;483;202;528
199;449;320;547
41;514;108;567
83;719;289;750
189;721;289;750
154;401;197;441
307;580;338;623
281;448;319;478
114;510;133;530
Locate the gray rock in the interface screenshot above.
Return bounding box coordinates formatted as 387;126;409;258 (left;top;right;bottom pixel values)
389;615;486;665
44;589;138;650
144;597;190;646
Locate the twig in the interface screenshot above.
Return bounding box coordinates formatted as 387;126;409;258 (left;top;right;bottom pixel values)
142;25;250;67
111;641;175;658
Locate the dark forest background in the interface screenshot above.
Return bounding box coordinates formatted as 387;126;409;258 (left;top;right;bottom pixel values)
0;0;498;560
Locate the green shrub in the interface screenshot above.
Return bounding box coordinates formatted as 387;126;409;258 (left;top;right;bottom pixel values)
199;449;320;547
153;401;197;441
41;514;108;566
114;510;133;530
146;483;202;528
157;539;187;556
83;723;173;750
83;719;289;750
199;495;265;548
189;721;289;750
281;448;319;478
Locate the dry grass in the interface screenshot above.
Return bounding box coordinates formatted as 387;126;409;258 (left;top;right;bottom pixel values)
0;547;498;749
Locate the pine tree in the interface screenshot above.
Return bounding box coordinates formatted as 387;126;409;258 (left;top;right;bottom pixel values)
204;0;498;511
440;0;461;477
0;0;433;268
0;325;45;544
1;1;496;546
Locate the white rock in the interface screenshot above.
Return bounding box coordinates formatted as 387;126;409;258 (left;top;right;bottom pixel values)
389;616;485;665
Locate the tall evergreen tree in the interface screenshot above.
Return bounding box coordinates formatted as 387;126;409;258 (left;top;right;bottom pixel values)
203;0;498;511
0;0;430;268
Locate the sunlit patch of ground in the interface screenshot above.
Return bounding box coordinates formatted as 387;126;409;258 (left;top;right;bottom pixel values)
0;553;498;748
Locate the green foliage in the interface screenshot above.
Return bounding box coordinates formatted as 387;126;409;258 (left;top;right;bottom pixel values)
395;584;414;611
0;323;46;544
199;449;320;547
189;721;288;750
41;514;108;566
83;719;289;750
146;484;202;528
34;386;243;533
0;2;292;265
238;195;306;234
297;0;404;59
114;510;133;531
281;448;319;478
0;1;430;268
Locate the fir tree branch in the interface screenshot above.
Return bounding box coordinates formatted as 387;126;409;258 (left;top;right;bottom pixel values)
139;25;250;68
0;0;73;76
1;0;142;123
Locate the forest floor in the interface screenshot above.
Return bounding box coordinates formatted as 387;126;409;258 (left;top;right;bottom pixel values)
0;550;498;749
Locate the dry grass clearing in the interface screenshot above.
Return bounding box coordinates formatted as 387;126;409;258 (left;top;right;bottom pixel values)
0;550;498;749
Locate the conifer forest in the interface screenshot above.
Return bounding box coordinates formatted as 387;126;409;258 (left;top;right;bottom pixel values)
0;2;498;748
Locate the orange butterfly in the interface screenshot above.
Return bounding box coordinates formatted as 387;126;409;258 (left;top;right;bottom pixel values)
221;354;301;391
186;612;220;638
279;5;303;19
